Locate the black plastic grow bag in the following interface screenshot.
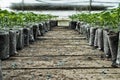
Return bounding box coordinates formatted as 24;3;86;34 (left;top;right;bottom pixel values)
55;20;58;26
103;30;111;58
86;26;90;41
82;25;86;35
69;21;77;30
39;23;45;36
108;31;119;63
94;29;98;47
80;23;87;35
116;32;120;65
89;27;97;46
23;28;30;46
37;24;41;36
9;30;17;56
33;24;38;40
28;25;35;42
0;60;3;80
83;24;90;41
16;28;24;50
49;20;58;28
46;21;51;31
0;31;9;60
43;22;49;32
75;21;80;31
97;28;104;50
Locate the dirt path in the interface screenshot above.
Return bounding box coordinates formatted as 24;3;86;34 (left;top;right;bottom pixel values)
2;26;120;80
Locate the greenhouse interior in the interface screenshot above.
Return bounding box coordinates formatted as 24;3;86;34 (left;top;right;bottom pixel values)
0;0;120;80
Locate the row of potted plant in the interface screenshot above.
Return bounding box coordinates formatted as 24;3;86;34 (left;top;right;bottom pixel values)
69;7;120;68
0;9;58;60
0;9;58;80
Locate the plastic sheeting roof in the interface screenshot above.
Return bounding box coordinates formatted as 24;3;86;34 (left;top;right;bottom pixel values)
0;0;120;17
0;0;120;7
0;0;120;11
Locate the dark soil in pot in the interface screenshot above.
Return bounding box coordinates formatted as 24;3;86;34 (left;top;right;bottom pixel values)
0;31;9;60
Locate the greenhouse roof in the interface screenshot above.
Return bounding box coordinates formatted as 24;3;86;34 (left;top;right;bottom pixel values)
0;0;120;10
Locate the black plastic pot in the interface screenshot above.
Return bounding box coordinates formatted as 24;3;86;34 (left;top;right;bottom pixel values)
79;25;82;34
0;60;3;80
46;21;51;31
9;30;17;56
43;22;48;32
39;23;45;36
49;20;53;28
53;20;58;27
29;26;35;42
86;26;90;41
103;30;111;58
0;31;9;60
80;24;84;34
89;27;97;46
79;23;84;34
79;22;82;34
33;24;41;40
32;25;38;40
83;25;86;35
49;20;58;28
16;30;19;47
94;29;98;48
116;32;120;65
36;24;41;36
16;28;24;50
55;20;58;26
69;21;77;30
97;28;104;50
108;31;119;66
23;28;30;46
84;24;90;41
75;21;80;31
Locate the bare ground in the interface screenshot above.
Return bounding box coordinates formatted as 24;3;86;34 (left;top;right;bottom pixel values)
2;26;120;80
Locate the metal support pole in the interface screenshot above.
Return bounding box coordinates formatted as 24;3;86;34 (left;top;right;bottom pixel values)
22;0;24;11
89;0;92;14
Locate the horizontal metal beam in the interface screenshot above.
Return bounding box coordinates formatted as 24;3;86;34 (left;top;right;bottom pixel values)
10;3;108;10
36;0;120;4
